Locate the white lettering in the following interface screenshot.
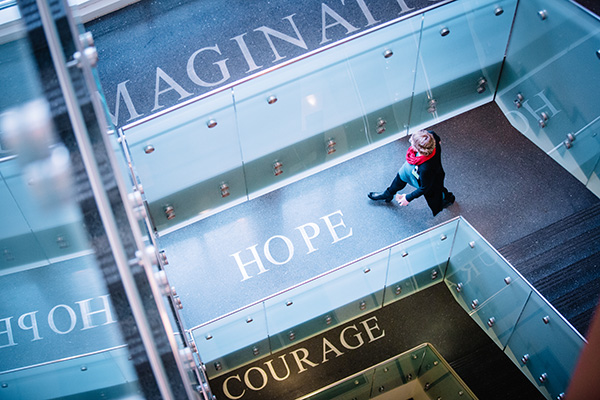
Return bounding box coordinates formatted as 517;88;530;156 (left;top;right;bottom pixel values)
231;245;269;281
244;366;269;391
320;210;353;243
152;67;192;112
360;316;385;342
504;110;532;135
395;0;416;14
351;0;381;26
48;304;77;334
187;45;231;87
290;347;319;373
254;14;308;63
522;90;561;121
223;375;245;400
295;222;320;254
321;4;359;44
76;295;117;330
17;311;42;341
322;337;344;362
231;33;263;73
460;261;481;284
109;81;143;126
263;235;294;265
340;324;364;349
264;355;291;381
0;317;16;348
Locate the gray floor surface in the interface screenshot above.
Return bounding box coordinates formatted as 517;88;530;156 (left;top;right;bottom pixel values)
158;101;600;328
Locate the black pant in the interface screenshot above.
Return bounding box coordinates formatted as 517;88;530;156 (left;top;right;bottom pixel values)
384;173;452;200
383;173;408;198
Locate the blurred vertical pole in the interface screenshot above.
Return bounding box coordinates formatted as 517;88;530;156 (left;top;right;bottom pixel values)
566;302;600;399
13;0;203;398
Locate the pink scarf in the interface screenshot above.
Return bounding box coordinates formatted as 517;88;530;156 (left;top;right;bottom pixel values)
406;146;436;165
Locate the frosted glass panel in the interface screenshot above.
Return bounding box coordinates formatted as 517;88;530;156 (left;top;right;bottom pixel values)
234;47;367;197
411;0;516;128
548;117;600;186
384;220;458;306
191;303;268;378
125;90;244;231
496;0;600;191
264;251;388;352
346;20;421;142
504;294;584;400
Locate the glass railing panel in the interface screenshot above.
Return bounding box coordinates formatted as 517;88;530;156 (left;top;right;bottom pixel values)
124;89;244;232
345;19;421;142
234;47;368;198
496;1;600;153
504;293;585;400
0;347;140;400
0;14;144;397
0;255;126;372
500;0;596;81
0;159;88;263
500;34;600;152
300;343;476;400
410;0;515;128
302;371;373;400
370;348;423;396
547;117;600;186
469;277;531;349
417;344;477;400
0;175;47;269
0;38;43;112
384;219;458;306
190;303;268;379
445;220;529;315
264;251;388;354
588;154;600;198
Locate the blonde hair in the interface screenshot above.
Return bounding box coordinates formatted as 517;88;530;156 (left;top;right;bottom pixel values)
410;130;435;156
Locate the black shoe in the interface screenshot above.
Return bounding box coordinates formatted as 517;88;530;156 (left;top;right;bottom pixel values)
442;192;455;208
368;192;393;203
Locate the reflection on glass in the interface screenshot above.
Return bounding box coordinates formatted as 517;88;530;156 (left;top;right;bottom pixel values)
548;116;600;187
345;19;421;142
125;90;245;232
445;221;514;313
0;347;142;400
384;220;458;306
235;47;368;198
411;0;516;128
191;303;269;379
0;13;143;400
504;294;584;400
495;0;600;189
